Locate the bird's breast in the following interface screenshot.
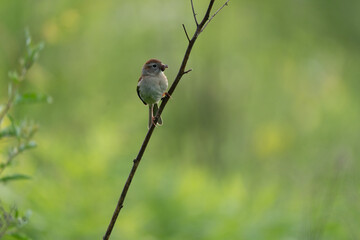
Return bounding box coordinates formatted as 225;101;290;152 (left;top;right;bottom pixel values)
138;74;168;104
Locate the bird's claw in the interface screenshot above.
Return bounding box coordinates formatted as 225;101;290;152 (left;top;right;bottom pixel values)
162;92;171;100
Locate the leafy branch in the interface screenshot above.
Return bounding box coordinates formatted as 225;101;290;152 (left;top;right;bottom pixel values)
102;0;230;239
0;29;45;123
0;29;47;239
0;203;31;239
0;30;48;179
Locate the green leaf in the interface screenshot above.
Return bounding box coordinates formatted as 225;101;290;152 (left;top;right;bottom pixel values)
0;125;17;138
16;210;31;227
8;114;15;124
15;93;52;105
26;141;37;148
0;174;31;183
7;115;21;138
8;82;13;96
25;28;32;47
24;41;45;69
9;233;32;240
34;41;45;52
8;71;20;83
17;141;37;153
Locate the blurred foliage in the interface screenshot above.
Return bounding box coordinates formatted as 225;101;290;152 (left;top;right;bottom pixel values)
0;31;46;239
1;0;360;239
0;203;31;239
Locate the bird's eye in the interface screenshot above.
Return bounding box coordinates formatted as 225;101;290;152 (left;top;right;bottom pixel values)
152;64;157;68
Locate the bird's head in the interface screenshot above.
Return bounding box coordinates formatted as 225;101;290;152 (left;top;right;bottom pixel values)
142;59;168;76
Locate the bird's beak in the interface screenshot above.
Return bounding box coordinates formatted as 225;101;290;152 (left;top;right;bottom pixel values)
160;64;168;71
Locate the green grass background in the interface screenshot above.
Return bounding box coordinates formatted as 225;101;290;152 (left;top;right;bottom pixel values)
1;0;360;239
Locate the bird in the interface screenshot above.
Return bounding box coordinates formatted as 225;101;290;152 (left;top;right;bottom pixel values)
137;59;169;128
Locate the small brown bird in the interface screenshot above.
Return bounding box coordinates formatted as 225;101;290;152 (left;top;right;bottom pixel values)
137;59;168;128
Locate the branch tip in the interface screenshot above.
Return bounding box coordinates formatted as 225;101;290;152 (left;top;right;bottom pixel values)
182;24;191;42
184;69;192;74
201;0;230;32
191;0;199;26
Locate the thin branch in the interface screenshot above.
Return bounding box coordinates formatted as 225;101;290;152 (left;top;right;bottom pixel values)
182;24;191;42
103;1;229;239
0;137;35;176
0;68;27;124
191;0;199;26
201;0;230;32
0;147;18;175
0;83;20;124
184;69;192;74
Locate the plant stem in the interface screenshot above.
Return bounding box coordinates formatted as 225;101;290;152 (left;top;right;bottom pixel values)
0;68;27;124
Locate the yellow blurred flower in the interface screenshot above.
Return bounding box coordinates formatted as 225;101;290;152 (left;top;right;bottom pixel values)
42;9;80;44
42;19;59;44
253;123;290;158
60;9;80;32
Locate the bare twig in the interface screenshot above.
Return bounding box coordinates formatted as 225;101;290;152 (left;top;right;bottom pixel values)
103;1;229;239
201;0;230;32
182;24;191;42
184;69;193;74
191;0;199;26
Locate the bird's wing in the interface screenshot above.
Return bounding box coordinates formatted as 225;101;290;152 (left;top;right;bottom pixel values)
137;77;147;105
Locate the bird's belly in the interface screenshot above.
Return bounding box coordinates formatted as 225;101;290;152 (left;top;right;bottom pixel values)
139;77;167;104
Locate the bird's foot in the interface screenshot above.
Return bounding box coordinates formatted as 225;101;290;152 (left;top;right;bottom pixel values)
152;116;157;127
162;92;171;100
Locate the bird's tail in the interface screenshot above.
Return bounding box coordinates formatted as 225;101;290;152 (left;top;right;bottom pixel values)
153;103;162;126
148;104;162;129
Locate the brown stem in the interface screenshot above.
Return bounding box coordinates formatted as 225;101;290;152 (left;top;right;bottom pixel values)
201;0;230;32
102;1;229;239
190;0;199;26
182;24;191;42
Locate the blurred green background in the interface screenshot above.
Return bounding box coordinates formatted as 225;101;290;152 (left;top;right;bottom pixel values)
1;0;360;239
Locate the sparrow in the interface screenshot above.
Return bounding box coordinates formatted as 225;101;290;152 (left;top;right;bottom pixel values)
137;59;168;128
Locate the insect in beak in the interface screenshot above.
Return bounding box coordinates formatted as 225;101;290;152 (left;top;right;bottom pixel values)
160;64;168;71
